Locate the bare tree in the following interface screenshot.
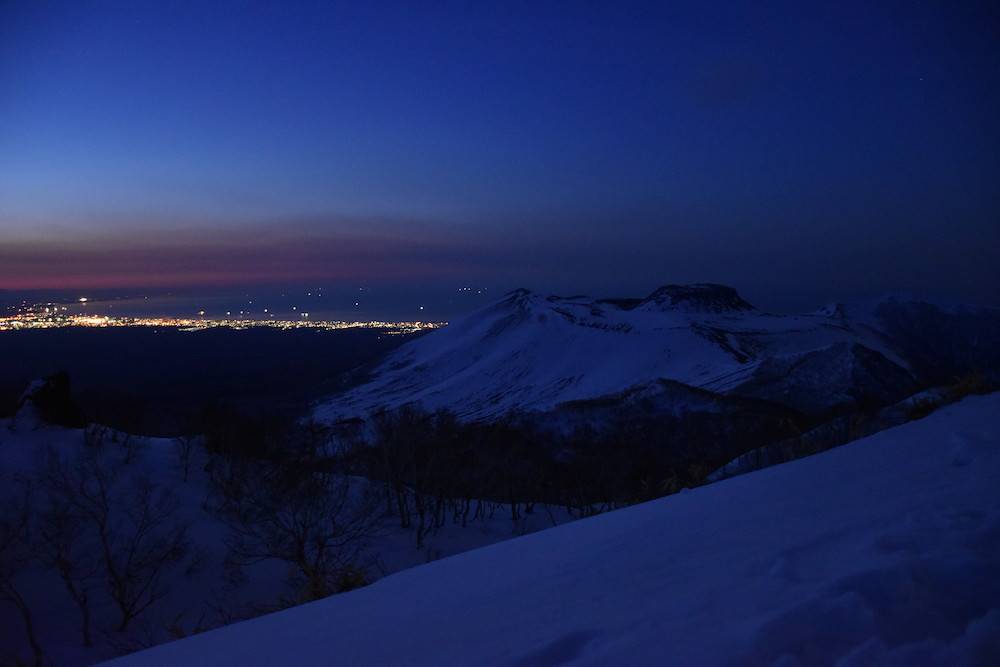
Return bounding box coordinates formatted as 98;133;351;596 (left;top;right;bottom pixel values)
368;407;455;547
36;446;190;632
0;480;44;667
36;487;99;648
84;422;110;448
172;433;200;482
214;460;385;602
105;478;189;631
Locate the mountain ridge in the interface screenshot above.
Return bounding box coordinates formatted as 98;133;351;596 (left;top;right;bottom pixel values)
314;284;999;426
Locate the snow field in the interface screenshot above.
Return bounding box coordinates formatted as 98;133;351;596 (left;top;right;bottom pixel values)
106;393;1000;666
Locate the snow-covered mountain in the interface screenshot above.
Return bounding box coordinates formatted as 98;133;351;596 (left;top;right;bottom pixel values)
314;284;999;423
107;393;1000;666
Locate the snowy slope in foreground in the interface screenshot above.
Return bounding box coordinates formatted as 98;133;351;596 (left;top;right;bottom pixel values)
109;394;1000;666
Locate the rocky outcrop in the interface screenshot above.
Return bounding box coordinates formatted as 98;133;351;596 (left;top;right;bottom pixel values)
637;284;757;314
15;372;87;428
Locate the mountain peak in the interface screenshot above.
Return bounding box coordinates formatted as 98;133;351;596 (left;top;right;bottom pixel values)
495;287;539;308
639;284;756;313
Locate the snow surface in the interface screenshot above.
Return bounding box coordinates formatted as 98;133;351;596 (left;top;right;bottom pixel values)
313;288;907;424
108;393;1000;666
0;413;568;665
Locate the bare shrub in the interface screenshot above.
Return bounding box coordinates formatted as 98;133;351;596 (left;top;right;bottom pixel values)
36;446;190;632
212;459;385;603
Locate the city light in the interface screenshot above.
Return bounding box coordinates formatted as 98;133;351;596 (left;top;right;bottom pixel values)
0;303;445;334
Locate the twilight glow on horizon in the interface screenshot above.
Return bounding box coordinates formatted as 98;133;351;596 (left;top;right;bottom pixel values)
1;1;998;313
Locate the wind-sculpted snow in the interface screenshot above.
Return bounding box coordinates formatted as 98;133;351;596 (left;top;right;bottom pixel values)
314;285;996;424
107;393;1000;666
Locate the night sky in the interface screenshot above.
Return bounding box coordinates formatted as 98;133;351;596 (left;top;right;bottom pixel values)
2;1;998;316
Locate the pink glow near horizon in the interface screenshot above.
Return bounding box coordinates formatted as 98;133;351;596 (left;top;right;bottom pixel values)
1;225;485;290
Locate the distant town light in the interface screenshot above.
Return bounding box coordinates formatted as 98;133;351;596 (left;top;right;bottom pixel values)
0;305;445;333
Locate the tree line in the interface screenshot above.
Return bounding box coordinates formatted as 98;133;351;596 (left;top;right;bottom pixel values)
2;394;804;663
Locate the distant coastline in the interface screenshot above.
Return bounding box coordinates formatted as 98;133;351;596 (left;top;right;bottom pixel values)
0;284;495;323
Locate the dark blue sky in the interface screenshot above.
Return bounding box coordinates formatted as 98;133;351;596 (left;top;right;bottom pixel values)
2;0;998;314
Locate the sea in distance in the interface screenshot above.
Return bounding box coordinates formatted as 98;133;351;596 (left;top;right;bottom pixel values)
2;283;497;323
